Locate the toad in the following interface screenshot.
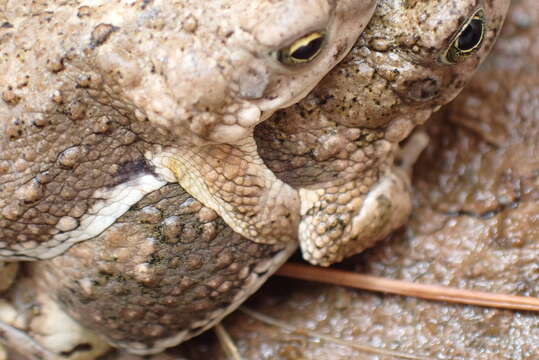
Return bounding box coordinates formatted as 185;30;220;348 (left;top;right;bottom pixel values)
257;0;510;265
0;0;376;260
20;0;509;357
0;0;377;356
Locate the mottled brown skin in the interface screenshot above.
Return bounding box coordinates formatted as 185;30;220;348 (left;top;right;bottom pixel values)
192;1;539;358
31;184;296;354
256;0;510;265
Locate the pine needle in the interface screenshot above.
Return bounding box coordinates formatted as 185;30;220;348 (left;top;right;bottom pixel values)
277;263;539;312
214;323;243;360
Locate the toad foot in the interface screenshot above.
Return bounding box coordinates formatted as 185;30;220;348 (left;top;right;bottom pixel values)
299;169;412;266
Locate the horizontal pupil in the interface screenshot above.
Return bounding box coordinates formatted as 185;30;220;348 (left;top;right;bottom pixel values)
457;19;483;51
291;36;323;60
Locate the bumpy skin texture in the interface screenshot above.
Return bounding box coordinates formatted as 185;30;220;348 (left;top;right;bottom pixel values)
0;0;377;356
256;0;510;265
31;184;296;354
0;0;377;260
0;0;512;356
16;0;510;357
190;2;539;357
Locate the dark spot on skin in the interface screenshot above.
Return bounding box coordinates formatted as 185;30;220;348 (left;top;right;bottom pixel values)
141;0;154;9
77;6;92;18
2;88;21;106
90;24;118;48
111;158;157;187
1;22;13;28
60;343;93;357
333;41;348;61
404;78;440;102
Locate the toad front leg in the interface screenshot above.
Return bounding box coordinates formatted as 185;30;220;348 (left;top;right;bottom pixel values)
153;138;300;243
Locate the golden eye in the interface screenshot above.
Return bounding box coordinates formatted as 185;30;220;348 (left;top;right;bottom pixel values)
277;31;326;65
442;8;486;64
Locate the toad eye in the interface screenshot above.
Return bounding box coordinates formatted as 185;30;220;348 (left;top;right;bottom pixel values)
442;8;486;64
277;31;326;65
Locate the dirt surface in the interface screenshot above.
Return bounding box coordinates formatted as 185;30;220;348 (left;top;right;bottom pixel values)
173;0;539;359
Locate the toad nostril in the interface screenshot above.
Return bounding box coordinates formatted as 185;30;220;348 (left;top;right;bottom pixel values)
404;77;441;102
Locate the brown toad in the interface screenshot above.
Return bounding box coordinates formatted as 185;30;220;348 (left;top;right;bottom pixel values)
257;0;510;265
16;0;510;357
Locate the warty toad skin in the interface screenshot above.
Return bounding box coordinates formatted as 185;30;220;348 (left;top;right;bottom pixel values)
22;0;509;356
0;0;376;260
257;0;510;265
